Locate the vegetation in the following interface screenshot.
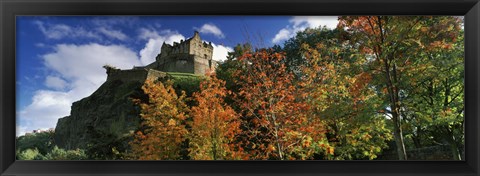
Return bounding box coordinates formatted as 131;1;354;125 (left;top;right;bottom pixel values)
17;16;463;160
16;132;87;160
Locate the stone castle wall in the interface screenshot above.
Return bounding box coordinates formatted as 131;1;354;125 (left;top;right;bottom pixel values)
106;69;168;83
106;69;148;83
193;55;215;75
153;53;195;73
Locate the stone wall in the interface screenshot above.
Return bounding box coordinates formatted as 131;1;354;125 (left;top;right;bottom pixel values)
155;53;195;73
106;69;148;83
193;55;215;75
106;68;168;83
378;145;463;160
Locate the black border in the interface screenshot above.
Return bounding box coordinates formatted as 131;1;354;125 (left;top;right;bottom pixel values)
1;0;479;176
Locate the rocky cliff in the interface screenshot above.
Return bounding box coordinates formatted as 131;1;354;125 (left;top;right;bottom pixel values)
54;78;145;158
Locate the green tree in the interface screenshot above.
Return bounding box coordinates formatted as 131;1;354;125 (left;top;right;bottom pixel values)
16;148;43;160
338;16;462;160
401;29;464;160
16;131;54;155
300;34;392;160
44;146;88;160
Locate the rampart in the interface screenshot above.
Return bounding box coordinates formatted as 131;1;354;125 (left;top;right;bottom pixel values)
105;67;168;83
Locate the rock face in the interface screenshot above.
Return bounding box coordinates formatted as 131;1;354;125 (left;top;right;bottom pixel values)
54;78;143;151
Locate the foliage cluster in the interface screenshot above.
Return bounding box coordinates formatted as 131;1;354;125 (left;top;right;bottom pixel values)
129;16;463;160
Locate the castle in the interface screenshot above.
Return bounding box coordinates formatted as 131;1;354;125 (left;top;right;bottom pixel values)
104;31;217;82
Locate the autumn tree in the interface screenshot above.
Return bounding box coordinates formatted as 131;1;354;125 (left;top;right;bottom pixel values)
129;80;189;160
188;74;243;160
299;30;392;160
234;49;330;160
338;16;462;160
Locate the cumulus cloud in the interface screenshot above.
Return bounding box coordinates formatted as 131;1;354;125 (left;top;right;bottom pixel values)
272;16;339;44
34;21;101;40
272;29;293;45
195;23;225;39
211;43;233;62
17;43;141;136
138;28;185;65
96;27;129;41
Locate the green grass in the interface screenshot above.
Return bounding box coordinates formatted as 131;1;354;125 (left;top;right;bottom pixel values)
166;72;199;77
166;72;205;97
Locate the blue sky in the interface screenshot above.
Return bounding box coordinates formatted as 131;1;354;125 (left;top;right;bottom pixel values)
16;16;339;136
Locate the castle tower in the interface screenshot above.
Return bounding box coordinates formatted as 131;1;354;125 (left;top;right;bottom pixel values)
146;31;216;75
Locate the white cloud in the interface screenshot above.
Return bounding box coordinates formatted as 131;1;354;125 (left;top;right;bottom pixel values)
290;16;339;30
272;16;339;44
43;44;141;85
211;43;233;62
138;28;185;65
272;29;293;44
34;21;101;40
96;27;128;41
44;76;68;90
195;23;225;39
17;43;142;136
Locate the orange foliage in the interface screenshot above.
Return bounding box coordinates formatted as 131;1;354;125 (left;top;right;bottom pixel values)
234;49;326;160
189;74;243;160
130;80;188;160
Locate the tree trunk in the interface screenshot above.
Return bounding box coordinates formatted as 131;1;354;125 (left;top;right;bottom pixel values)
392;108;408;160
447;129;461;160
384;57;407;160
450;140;461;160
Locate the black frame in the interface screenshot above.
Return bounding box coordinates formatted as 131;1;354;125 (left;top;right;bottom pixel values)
1;0;479;175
